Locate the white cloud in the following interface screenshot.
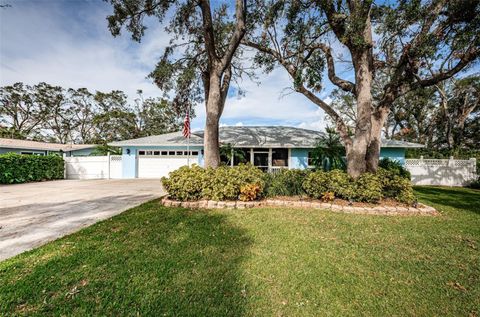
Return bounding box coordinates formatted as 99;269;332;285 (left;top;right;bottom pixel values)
1;1;339;133
0;1;165;101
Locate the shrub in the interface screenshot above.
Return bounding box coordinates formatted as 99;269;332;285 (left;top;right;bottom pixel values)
239;183;262;201
162;164;265;201
468;176;480;190
302;169;354;200
0;153;64;184
302;170;329;199
161;165;206;201
377;168;416;204
202;164;265;201
321;191;335;202
263;169;310;197
378;158;411;179
352;173;383;203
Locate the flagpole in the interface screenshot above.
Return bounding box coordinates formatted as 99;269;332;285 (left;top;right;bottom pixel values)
187;105;190;166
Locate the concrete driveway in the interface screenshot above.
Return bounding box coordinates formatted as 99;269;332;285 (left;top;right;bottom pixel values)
0;179;164;261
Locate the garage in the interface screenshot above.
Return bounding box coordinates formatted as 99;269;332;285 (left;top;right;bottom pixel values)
137;149;199;178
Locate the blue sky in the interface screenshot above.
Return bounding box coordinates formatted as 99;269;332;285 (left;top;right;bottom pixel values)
0;0;349;131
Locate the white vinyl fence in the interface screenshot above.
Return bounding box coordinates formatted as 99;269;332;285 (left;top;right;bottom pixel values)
65;154;122;180
405;157;477;186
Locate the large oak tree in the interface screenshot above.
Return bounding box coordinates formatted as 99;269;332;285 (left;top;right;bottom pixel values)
106;0;248;167
245;0;480;177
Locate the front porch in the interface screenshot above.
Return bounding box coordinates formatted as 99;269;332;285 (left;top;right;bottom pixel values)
222;147;296;173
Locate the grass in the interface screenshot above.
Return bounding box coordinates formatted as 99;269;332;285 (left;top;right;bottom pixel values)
1;186;479;316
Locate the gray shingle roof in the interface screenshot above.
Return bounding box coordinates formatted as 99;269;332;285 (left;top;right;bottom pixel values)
0;138;97;152
110;126;425;149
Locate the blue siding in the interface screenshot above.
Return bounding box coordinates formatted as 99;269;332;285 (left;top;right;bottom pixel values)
290;148;309;169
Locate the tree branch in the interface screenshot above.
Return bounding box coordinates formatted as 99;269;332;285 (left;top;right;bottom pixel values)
220;0;246;71
198;0;219;64
316;43;355;93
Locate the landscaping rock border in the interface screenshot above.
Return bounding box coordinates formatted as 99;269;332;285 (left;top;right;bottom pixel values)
160;197;438;216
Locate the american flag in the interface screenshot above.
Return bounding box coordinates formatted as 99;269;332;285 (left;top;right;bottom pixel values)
182;109;191;138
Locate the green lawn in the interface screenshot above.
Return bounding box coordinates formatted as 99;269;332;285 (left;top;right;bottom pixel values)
1;187;479;316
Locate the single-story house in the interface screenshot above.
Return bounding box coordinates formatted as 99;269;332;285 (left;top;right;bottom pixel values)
110;126;424;179
0;138;97;156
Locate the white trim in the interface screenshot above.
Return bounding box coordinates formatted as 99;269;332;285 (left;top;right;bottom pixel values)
288;148;292;169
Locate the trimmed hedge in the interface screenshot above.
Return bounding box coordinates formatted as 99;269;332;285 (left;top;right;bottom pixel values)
303;168;415;204
0;153;64;184
263;169;310;197
162;164;265;201
162;165;416;205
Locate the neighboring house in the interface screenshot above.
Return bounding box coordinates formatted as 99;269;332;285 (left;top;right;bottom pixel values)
110;126;424;179
0;138;97;157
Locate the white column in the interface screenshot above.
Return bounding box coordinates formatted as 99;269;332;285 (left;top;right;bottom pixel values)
288;148;292;169
63;152;67;179
107;152;111;179
231;148;234;167
250;148;254;165
268;148;273;172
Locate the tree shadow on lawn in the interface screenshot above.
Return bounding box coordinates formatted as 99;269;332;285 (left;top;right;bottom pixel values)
0;201;252;316
414;186;480;215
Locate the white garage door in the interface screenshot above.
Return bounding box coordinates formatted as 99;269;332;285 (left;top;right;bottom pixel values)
137;149;199;178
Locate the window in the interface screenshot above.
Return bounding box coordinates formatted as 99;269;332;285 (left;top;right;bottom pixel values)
272;148;288;167
138;149;200;157
21;151;44;156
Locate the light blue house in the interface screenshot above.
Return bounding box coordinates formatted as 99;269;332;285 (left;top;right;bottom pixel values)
0;138;97;156
110;126;424;179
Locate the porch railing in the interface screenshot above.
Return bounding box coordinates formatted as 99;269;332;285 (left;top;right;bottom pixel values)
268;166;288;174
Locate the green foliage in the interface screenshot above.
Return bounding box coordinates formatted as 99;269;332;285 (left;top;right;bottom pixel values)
263;169;310;197
468;176;480;190
303;169;354;200
161;165;206;201
303;168;414;204
219;143;246;166
162;164;264;201
0;153;64;184
352;173;383;203
90;144;121;156
202;164;265;201
378;158;411;179
310;127;346;171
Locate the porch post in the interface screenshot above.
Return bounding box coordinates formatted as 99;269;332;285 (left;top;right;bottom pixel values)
288;148;291;169
268;148;272;172
250;148;254;165
230;148;234;167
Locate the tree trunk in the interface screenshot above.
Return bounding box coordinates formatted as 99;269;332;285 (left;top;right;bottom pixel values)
366;106;389;172
348;47;374;178
203;72;227;168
